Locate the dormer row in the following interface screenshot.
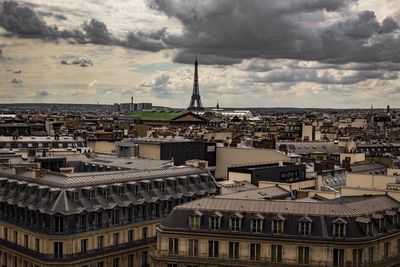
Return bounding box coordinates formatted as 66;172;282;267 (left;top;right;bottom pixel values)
188;209;400;238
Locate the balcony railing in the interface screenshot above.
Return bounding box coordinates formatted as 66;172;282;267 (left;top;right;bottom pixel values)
152;250;400;267
0;236;156;262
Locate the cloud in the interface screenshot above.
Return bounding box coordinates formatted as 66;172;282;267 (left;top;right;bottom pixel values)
11;78;23;84
147;0;400;66
139;73;172;98
34;90;49;97
82;18;112;44
0;1;166;51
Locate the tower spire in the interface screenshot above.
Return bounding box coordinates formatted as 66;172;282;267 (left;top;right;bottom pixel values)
187;56;204;111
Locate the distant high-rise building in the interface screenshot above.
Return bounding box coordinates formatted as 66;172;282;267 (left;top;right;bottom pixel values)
188;56;204;111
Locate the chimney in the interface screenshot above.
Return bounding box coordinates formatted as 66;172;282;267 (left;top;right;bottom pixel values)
13;166;27;175
59;167;74;174
32;168;42;179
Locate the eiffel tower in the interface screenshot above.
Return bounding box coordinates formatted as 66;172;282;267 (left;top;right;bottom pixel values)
187;56;204;111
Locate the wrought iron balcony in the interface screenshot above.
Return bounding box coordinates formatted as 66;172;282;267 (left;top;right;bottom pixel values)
152;250;400;267
0;236;156;262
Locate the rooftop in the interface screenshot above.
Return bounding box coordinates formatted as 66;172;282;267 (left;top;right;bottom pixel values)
0;166;206;189
177;195;398;217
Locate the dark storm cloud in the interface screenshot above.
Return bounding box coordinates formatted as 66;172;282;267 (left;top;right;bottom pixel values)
0;1;58;35
122;28;166;52
148;0;400;66
251;68;398;85
83;19;112;45
0;1;165;51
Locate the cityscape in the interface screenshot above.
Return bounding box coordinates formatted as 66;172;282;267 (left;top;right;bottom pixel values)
1;1;400;267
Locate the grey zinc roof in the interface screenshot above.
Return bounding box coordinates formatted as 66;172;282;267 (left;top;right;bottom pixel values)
178;195;399;217
0;166;205;188
278;141;340;155
216;185;290;200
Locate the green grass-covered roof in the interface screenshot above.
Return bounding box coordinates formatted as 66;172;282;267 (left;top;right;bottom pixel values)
129;111;186;121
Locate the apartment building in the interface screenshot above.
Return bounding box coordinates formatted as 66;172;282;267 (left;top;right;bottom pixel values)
153;195;400;267
0;164;218;267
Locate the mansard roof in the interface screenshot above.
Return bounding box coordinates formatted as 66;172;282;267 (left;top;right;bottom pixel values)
0;166;218;215
160;195;400;241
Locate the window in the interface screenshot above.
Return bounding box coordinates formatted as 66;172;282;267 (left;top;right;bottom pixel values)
398;239;400;256
24;234;28;247
298;221;311;236
97;261;105;267
352;249;363;267
141;251;148;266
333;248;345;267
95;213;102;227
79;215;86;230
272;220;284;234
113;232;119;245
168;238;179;255
54;242;63;258
229;242;239;259
190;214;201;229
230;217;241;232
13;231;18;243
81;239;88;253
250;243;261;261
142;227;148;239
97;236;104;249
105;188;111;201
209;215;221;231
3;227;8;240
188;239;199;257
368;247;374;265
35;238;40;252
208;240;219;258
251;217;263;233
384;242;390;259
88;190;95;203
128;230;134;242
118;187;125;199
333;219;346;238
271;245;282;263
111;210;119;225
298;246;310;265
128;255;134;267
167;264;177;267
112;258;120;267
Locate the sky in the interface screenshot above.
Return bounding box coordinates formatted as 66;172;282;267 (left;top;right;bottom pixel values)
0;0;400;108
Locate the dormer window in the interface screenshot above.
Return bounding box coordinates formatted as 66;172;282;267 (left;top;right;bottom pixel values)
251;214;264;233
190;210;203;229
117;186;125;199
84;188;95;203
356;216;371;235
104;188;111;201
272;214;285;234
209;212;223;231
386;210;397;226
333;218;347;238
373;214;384;231
298;216;312;236
69;191;78;205
229;213;243;232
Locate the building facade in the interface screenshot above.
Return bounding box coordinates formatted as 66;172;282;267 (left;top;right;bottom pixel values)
0;165;218;267
153;196;400;267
